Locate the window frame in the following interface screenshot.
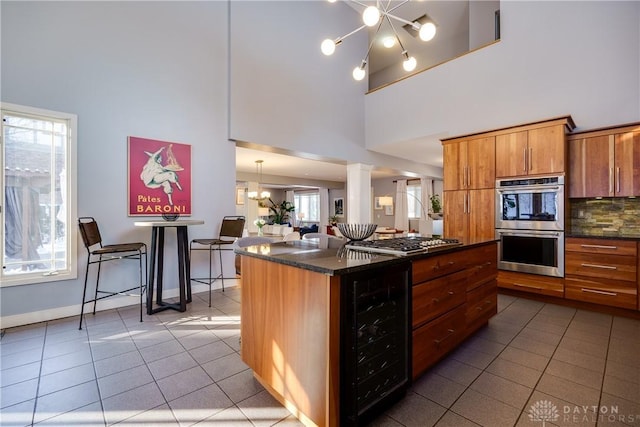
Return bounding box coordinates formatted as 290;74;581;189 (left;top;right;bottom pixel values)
1;102;78;287
406;184;423;220
294;191;320;223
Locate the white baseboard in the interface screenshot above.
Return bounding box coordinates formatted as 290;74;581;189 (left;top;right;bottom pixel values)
0;279;239;330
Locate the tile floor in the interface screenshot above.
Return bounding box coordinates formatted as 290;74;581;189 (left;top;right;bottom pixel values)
1;287;639;427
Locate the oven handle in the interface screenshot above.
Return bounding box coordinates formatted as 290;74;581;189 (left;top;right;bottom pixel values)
497;231;561;237
497;186;561;194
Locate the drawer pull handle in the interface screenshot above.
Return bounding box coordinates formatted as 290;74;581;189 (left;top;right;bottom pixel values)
448;291;455;295
581;288;617;297
581;263;617;270
433;298;440;303
580;244;618;250
476;300;493;310
434;329;455;345
513;283;542;290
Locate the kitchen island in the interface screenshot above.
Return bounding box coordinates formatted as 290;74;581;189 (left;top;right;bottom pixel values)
236;237;497;427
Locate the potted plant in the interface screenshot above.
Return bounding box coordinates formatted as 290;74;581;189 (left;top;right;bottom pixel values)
328;215;339;226
429;194;443;219
264;198;295;225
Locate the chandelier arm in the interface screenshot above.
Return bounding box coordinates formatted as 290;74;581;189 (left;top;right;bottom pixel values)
335;24;367;43
384;12;419;28
384;14;408;56
362;18;385;62
348;0;370;9
384;0;411;15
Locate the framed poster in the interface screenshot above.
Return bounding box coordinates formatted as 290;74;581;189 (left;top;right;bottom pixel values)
236;188;245;205
385;205;394;216
334;198;344;216
374;197;383;210
128;136;192;216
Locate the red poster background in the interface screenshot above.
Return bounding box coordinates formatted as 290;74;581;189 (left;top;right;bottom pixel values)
128;136;192;216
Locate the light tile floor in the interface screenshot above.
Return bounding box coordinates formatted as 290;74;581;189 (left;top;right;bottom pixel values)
1;288;639;426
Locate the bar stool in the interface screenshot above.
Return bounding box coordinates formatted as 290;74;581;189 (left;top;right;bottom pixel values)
190;215;245;306
78;217;147;330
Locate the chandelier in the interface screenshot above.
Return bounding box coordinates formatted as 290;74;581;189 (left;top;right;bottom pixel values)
321;0;436;81
247;160;271;201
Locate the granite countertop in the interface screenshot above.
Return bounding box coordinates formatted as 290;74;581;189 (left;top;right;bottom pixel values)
235;237;496;276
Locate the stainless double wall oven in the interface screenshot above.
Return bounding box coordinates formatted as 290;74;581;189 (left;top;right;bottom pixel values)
495;176;565;277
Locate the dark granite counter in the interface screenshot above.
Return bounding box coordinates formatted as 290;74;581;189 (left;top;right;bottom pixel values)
235;237;497;276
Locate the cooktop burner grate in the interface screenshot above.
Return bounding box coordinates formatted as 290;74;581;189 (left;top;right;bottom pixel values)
345;237;461;256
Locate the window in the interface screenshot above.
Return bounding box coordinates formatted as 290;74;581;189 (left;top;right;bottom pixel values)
294;192;319;222
407;184;423;219
1;103;77;287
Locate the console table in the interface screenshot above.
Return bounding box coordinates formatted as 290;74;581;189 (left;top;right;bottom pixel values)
134;220;204;314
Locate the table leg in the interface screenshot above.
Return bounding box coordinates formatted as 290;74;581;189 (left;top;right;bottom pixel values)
177;226;187;312
147;227;158;315
156;228;165;305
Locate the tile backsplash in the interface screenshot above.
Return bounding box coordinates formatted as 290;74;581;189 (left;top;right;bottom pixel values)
570;198;640;237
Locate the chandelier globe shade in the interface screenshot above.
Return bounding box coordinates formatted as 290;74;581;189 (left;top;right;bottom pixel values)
247;160;271;201
320;0;437;82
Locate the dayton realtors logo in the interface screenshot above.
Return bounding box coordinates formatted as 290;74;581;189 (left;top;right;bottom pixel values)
528;400;559;426
529;399;639;425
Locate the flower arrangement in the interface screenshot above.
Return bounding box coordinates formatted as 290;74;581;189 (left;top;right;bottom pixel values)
254;218;266;235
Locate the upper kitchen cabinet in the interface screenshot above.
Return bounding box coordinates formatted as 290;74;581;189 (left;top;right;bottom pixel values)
442;136;495;191
568;123;640;198
495;117;575;178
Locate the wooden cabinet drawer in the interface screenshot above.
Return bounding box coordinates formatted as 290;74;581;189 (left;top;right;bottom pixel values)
413;269;467;328
565;252;636;282
566;238;637;256
413;250;467;284
497;270;564;297
565;277;638;310
412;305;465;379
466;279;497;331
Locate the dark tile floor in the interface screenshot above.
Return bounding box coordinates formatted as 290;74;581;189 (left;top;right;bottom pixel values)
1;287;639;426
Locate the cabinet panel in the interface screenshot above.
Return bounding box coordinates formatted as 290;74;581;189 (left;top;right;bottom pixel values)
443;190;467;242
495;131;528;178
412;305;465;379
467;136;496;189
615;131;640;197
568;135;613;198
412;269;467;329
466;279;498;332
528;125;565;176
412;249;467;284
565;277;637;310
565;238;637;257
497;270;564;297
443;142;466;191
565;253;636;282
468;189;495;243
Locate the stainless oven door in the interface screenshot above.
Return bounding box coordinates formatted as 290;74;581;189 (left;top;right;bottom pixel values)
495;184;564;231
496;229;564;277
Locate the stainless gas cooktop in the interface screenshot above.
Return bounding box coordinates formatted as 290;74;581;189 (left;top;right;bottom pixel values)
345;237;461;256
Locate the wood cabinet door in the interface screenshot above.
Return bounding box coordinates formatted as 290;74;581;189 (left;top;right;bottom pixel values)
467;189;495;242
495;131;527;178
443;190;467;241
568;135;613;197
467;136;496;189
615;131;640;197
443;141;467;191
527;125;565;175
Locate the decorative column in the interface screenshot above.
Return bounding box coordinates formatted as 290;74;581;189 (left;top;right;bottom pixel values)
247;181;259;232
346;163;373;224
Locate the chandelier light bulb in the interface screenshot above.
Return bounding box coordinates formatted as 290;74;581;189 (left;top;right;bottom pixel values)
419;22;437;41
327;0;337;2
353;65;366;81
382;36;396;48
362;6;380;27
321;39;336;56
403;56;417;72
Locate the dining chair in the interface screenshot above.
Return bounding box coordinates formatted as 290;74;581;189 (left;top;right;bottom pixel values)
190;215;245;306
77;217;147;330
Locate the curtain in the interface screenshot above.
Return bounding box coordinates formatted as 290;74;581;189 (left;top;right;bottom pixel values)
420;177;433;236
4;185;42;263
394;180;409;231
285;190;295;226
319;188;329;229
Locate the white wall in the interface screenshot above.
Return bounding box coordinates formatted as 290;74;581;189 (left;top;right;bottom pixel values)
1;1;232;324
365;1;640;150
228;1;441;178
